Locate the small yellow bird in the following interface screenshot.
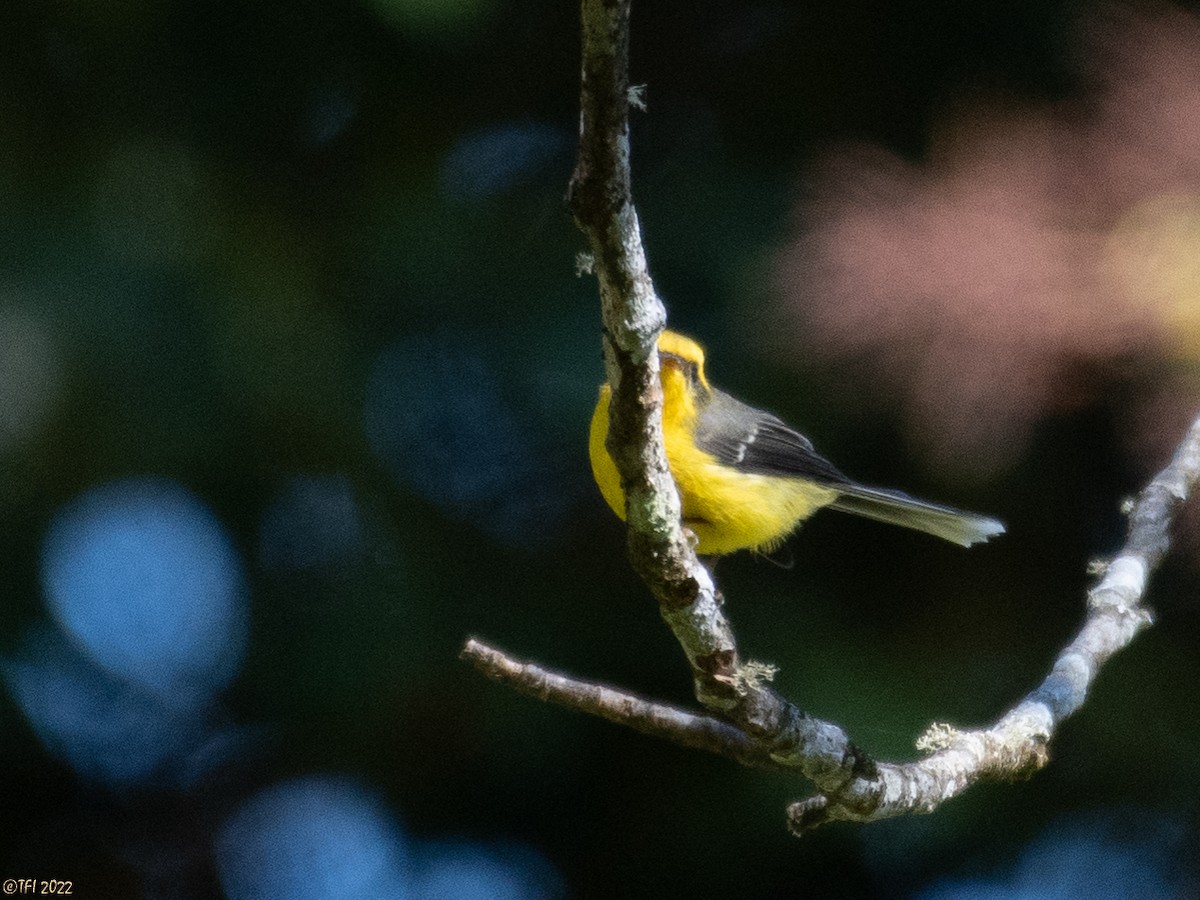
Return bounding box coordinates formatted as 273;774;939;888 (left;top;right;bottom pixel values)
589;330;1004;556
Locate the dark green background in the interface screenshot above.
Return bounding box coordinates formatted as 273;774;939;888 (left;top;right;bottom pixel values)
1;0;1197;897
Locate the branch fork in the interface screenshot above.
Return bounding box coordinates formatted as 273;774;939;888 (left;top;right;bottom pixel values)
462;0;1200;835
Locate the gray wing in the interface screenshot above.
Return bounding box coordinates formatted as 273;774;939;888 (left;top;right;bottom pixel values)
693;389;853;485
693;389;1005;547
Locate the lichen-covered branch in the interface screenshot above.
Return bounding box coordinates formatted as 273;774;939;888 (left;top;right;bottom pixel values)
462;0;1200;839
567;0;737;709
463;406;1200;834
786;412;1200;834
564;0;874;783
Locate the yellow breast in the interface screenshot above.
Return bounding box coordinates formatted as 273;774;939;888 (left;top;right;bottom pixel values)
588;381;837;556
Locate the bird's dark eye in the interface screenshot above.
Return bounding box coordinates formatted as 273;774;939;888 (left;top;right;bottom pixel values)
661;351;700;385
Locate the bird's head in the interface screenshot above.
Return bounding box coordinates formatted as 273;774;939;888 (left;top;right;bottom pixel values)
656;330;710;425
657;330;710;390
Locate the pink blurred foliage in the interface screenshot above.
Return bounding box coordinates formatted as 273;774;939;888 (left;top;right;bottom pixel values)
774;2;1200;481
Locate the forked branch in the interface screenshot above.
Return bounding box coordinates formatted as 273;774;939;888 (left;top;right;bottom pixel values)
462;0;1200;836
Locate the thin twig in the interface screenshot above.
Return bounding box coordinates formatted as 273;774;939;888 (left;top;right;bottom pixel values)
461;639;790;772
787;412;1200;834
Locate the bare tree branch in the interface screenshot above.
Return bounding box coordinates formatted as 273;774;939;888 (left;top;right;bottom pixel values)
461;0;1200;838
787;412;1200;832
565;0;877;799
566;0;743;714
460;638;791;773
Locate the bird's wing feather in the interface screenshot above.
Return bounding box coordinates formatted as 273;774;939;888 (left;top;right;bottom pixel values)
694;390;852;485
692;389;1005;547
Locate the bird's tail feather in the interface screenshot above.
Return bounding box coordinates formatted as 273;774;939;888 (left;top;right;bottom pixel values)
828;485;1004;547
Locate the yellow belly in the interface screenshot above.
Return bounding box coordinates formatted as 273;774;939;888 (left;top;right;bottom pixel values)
588;387;837;555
